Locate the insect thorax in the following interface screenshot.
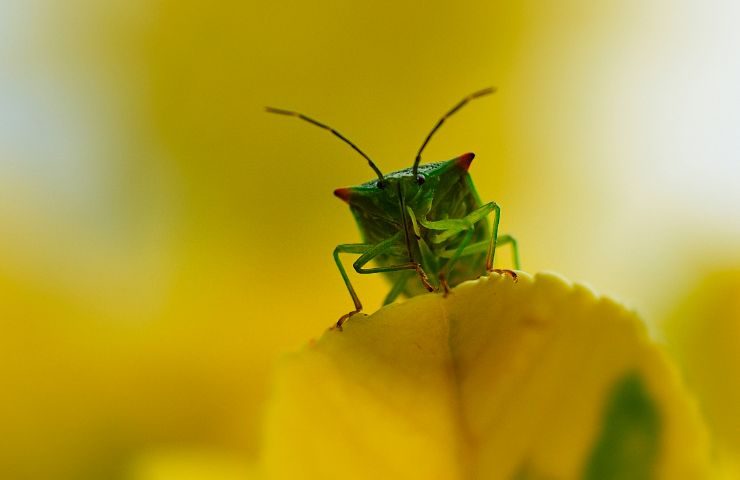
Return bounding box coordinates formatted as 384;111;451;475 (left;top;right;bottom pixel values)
346;161;489;295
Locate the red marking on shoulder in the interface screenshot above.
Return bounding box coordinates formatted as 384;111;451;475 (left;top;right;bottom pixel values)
333;188;353;203
455;152;475;171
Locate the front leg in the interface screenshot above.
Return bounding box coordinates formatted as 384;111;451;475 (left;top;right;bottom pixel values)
333;233;433;330
333;243;374;329
497;235;520;268
438;234;520;270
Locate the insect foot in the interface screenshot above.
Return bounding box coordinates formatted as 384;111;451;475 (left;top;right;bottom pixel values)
333;310;362;332
439;275;452;298
490;269;519;282
416;266;435;292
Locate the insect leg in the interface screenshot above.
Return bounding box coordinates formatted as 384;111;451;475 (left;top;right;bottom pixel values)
437;228;475;295
423;202;498;292
334;234;433;330
430;200;519;273
495;234;520;270
445;201;509;274
439;234;520;269
351;233;434;292
354;256;434;291
419;201;495;243
485;202;501;272
333;243;374;329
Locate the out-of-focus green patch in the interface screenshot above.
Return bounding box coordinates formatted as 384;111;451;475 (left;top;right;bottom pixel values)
584;372;660;480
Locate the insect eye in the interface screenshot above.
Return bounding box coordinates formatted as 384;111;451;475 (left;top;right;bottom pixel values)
376;180;386;190
416;174;426;185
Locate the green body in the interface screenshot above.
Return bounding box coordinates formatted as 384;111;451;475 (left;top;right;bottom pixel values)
335;154;489;297
333;153;519;321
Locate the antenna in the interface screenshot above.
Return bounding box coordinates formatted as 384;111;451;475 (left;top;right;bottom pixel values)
266;107;385;183
412;87;496;177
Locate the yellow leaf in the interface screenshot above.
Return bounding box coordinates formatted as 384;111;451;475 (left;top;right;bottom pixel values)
259;272;709;479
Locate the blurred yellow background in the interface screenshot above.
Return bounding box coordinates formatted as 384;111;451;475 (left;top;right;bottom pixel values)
1;0;739;478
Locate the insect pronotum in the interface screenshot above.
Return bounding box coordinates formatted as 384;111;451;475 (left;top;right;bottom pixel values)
267;88;520;329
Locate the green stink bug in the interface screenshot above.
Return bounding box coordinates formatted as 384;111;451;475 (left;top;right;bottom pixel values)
267;88;520;329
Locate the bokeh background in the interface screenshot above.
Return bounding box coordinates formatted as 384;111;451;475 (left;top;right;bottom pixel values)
1;0;739;478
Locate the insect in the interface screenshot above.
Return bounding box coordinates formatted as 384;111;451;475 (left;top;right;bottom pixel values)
267;87;520;329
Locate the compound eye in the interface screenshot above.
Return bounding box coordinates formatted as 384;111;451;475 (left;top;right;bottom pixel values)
376;180;386;190
416;174;426;185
